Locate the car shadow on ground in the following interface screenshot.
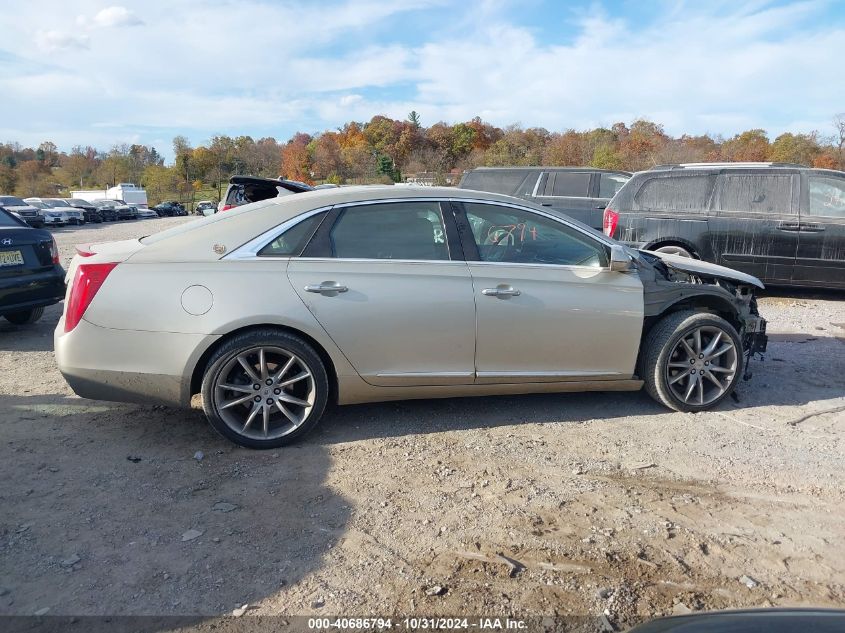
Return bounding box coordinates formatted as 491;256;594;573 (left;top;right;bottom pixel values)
1;392;348;617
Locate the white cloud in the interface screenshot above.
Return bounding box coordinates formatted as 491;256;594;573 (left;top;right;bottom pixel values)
34;30;90;52
91;6;144;28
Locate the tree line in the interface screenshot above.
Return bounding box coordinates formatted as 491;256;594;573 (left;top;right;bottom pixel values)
3;112;845;205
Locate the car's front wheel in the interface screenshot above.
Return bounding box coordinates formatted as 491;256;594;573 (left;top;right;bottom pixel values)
201;329;329;449
641;310;743;412
3;306;45;325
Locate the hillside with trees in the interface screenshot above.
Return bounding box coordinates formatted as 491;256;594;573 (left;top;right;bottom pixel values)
2;113;844;206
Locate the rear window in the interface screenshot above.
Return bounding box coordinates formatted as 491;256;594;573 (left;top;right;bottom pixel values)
635;175;713;211
0;196;26;206
599;173;630;198
716;174;794;213
460;170;533;196
537;172;591;197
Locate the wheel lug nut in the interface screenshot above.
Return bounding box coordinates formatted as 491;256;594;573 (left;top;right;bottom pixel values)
265;379;273;386
253;384;260;390
690;369;695;374
699;354;704;359
253;396;261;402
273;388;281;395
699;370;705;375
266;398;273;405
704;361;709;366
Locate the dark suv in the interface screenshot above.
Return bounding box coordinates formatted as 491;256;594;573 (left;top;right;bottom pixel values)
603;163;845;289
218;175;313;211
458;167;631;229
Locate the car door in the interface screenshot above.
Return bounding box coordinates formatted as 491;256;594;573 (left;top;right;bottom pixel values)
453;201;644;383
529;171;600;228
794;173;845;288
287;199;477;387
708;171;800;283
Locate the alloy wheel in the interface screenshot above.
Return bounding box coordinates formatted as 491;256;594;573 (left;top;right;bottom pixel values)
213;346;316;440
665;326;737;406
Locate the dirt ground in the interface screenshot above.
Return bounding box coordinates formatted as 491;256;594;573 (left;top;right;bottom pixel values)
1;217;844;629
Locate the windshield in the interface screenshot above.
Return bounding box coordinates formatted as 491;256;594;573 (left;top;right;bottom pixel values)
46;199;71;207
0;196;28;206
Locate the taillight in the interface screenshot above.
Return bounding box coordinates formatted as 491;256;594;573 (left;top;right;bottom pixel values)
220;204;234;211
50;237;60;264
64;263;118;332
603;208;619;238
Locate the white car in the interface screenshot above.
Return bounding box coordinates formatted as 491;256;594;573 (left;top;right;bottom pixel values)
25;198;85;225
26;200;66;226
54;187;768;449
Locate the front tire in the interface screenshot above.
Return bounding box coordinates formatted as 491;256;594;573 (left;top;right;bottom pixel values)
654;244;694;258
4;306;45;325
200;329;329;449
641;311;743;412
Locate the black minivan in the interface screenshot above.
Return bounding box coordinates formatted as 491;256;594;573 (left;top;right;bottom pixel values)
459;167;631;230
603;163;845;289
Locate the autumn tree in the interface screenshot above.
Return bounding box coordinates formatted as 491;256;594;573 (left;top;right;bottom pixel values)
280;133;314;183
721;129;769;162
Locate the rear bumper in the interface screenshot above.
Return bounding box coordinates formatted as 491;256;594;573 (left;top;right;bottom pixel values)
54;318;220;407
0;266;65;314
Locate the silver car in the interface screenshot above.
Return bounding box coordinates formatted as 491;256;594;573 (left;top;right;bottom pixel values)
54;187;768;449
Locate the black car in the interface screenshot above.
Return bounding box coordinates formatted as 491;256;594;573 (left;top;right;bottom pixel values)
458;167;631;229
604;163;845;289
219;175;313;211
111;199;138;220
91;199;118;221
65;198;102;223
0;207;65;325
152;201;185;217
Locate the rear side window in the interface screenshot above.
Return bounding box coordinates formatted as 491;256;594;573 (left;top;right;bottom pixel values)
259;213;325;257
461;171;532;195
635;175;713;211
0;208;24;226
599;173;630;198
807;176;845;217
717;174;793;213
537;172;591;197
330;202;449;260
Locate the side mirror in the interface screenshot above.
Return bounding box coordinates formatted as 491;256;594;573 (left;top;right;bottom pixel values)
609;245;634;272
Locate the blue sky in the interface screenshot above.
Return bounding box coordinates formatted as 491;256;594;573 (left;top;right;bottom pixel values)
1;0;844;161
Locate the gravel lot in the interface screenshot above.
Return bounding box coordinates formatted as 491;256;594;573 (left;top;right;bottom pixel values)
2;217;844;628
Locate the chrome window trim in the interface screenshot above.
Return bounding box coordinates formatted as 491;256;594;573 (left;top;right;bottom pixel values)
290;257;469;267
224;206;334;260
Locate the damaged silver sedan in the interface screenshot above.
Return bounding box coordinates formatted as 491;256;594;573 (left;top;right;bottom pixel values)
54;186;767;448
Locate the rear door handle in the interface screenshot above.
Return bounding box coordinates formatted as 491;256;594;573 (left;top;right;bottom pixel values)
777;222;801;232
304;282;348;295
541;202;552;207
482;286;521;298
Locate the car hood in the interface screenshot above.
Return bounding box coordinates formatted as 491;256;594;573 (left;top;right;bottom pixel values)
644;250;765;289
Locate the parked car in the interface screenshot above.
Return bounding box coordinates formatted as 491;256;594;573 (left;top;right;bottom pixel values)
113;199;138;220
603;162;845;289
152;201;183;217
0;207;65;325
90;199;118;222
459;167;631;230
195;200;216;216
65;198;102;223
25;198;85;225
135;206;159;219
218;175;313;212
0;196;44;228
55;186;767;449
26;200;66;227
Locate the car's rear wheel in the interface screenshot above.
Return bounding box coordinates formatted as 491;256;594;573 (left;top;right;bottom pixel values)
4;306;45;325
641;310;743;412
201;329;329;449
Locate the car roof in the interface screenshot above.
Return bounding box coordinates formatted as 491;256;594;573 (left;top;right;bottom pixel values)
133;185;567;262
467;166;632;175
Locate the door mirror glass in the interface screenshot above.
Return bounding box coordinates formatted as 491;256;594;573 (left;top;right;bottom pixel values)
609;245;633;272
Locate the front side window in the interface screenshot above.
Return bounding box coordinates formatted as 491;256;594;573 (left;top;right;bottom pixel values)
259;212;325;257
599;173;630;198
808;176;845;217
635;175;713;211
463;203;607;267
330;202;449;260
537;172;591;197
717;174;793;213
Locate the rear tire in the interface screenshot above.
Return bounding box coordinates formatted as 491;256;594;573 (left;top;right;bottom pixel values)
654;244;694;258
641;310;743;412
200;329;329;449
4;306;45;325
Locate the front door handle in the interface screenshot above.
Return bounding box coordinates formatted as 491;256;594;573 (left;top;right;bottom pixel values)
777;222;801;232
304;282;348;295
482;286;521;298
